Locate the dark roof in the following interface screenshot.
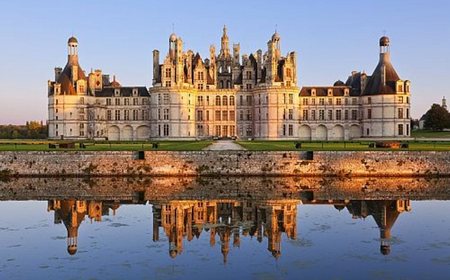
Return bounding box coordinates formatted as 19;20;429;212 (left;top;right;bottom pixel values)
299;86;350;97
345;72;368;96
333;80;345;86
55;56;87;95
68;36;78;44
363;53;400;95
95;86;149;97
380;36;390;47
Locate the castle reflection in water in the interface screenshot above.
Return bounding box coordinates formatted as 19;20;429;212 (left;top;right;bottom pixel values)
47;198;411;261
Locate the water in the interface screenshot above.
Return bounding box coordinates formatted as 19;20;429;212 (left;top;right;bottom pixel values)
1;177;450;279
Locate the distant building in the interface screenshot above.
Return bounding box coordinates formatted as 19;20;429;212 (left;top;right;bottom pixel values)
48;30;411;140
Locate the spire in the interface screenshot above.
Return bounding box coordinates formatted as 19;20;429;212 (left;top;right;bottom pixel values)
220;25;230;57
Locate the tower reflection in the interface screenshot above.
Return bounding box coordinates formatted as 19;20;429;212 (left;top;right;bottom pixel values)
46;198;411;259
47;199;120;255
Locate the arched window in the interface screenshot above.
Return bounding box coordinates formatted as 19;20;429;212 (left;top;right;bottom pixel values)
229;96;235;106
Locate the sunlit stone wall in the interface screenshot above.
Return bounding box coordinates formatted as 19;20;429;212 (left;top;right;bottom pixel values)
0;151;450;177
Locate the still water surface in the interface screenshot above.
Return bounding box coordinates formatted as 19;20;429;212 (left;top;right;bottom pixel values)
1;177;450;279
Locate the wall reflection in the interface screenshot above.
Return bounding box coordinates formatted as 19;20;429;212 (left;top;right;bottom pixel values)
46;197;411;260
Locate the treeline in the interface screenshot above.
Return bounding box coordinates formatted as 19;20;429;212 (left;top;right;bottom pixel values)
0;121;47;139
423;104;450;131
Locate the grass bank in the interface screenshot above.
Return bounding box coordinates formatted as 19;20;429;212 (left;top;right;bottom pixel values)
0;140;212;151
237;140;450;151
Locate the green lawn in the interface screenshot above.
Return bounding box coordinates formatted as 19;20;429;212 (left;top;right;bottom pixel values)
237;140;450;151
412;130;450;138
0;140;212;151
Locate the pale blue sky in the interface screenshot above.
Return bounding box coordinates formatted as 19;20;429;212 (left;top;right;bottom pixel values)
0;0;449;124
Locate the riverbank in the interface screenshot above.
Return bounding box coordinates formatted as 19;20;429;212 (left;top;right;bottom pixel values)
1;150;450;177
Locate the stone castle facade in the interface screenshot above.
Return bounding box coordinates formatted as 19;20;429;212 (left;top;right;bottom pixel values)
48;28;411;140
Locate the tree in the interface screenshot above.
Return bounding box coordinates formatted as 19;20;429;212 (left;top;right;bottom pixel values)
424;104;450;131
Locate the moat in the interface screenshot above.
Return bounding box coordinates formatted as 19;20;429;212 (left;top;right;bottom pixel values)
1;177;450;279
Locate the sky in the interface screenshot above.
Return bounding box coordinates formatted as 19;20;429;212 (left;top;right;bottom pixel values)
0;0;449;124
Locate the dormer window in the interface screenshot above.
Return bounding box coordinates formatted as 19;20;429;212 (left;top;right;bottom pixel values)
327;89;333;96
132;89;138;96
114;89;120;96
311;89;316;96
344;89;349;96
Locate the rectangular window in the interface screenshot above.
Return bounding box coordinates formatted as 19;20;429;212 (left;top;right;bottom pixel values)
197;110;203;121
216;96;221;106
319;110;325;120
133;110;138;121
344;110;349;120
106;98;112;106
288;109;293;120
319;98;325;105
336;98;342;105
206;110;210;121
302;98;309;106
229;96;235;106
311;110;316;120
163;93;170;104
124;110;130;121
215;110;221;121
246;110;252;120
367;109;372;119
222;111;228;121
398;108;403;119
352;110;358;120
398;96;403;103
336;110;342;120
368;97;372;104
165;68;171;78
246;96;252;106
352;98;357;105
230;110;235;121
133;98;138;105
398;124;404;136
107;110;112;120
246;71;252;80
328;110;333;120
115;110;120;121
288;124;293;136
163;124;170;136
289;94;293;104
302;110;308;121
239;110;244;121
124;98;129;106
328;98;333;105
115;98;120;106
163;109;169;120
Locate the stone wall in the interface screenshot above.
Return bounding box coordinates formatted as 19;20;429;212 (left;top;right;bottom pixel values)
0;151;450;177
2;176;450;201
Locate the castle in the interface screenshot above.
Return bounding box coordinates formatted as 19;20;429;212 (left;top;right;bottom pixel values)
48;27;411;140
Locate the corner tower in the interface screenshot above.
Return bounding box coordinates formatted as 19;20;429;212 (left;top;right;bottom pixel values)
361;36;411;138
